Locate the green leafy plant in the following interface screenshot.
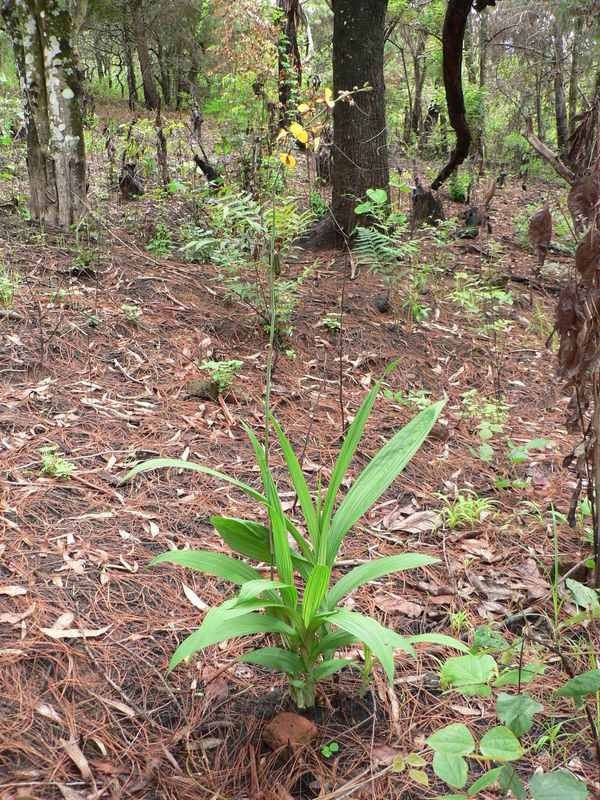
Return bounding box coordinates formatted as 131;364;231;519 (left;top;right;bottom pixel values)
322;312;341;332
82;309;100;328
438;491;498;530
383;388;432;410
122;304;142;323
448;170;471;203
198;358;243;393
321;741;339;758
147;219;174;258
0;259;18;311
125;369;466;708
39;446;76;479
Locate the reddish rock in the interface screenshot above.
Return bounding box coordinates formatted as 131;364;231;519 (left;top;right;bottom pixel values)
263;712;318;753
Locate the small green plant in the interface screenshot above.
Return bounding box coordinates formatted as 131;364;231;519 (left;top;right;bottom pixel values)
123;304;142;323
0;260;18;310
147;219;174;258
125;368;466;708
310;189;327;222
322;312;341;332
448;608;472;637
383;388;432;410
198;358;243;394
321;741;339;758
39;446;76;479
83;309;100;328
438;490;498;530
448;170;471;203
48;286;67;304
402;271;430;327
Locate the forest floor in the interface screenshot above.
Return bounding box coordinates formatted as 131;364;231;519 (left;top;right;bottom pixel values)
0;104;597;799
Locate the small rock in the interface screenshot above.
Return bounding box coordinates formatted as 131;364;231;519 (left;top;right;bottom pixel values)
263;712;318;753
428;422;449;442
187;378;219;401
372;293;391;313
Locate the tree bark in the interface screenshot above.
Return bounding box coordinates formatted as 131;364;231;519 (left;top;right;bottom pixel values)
277;0;301;128
410;35;427;136
1;0;86;230
568;17;582;136
331;0;389;235
129;0;160;109
478;7;488;167
522;117;575;185
553;24;568;158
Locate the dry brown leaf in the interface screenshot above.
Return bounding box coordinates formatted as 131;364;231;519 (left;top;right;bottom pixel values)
56;783;88;800
527;203;552;268
375;595;423;617
182;584;208;611
0;604;35;624
568;172;600;233
41;614;111;639
35;702;64;724
371;743;400;766
0;585;27;596
60;738;93;781
383;509;439;534
575;226;600;289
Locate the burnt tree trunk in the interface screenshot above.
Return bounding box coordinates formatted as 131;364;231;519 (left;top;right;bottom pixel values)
331;0;389;235
277;0;301;128
568;17;582;136
129;0;160;109
1;0;87;230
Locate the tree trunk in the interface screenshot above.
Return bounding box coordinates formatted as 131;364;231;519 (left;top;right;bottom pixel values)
410;35;427;136
1;0;86;230
553;25;568;158
129;0;160;109
568;17;582;136
463;14;477;84
331;0;389;235
478;7;488;166
277;0;301;128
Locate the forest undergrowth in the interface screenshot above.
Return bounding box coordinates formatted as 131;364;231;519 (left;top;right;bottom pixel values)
0;102;597;800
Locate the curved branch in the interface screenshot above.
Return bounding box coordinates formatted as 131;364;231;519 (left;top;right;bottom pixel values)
431;0;474;190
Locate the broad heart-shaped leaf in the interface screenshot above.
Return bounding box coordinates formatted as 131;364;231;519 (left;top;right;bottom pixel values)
529;769;588;800
302;563;331;625
313;657;354;680
473;625;508;652
327;399;445;564
479;726;524;761
468;767;502;794
493;661;545;687
499;765;525;800
269;415;319;552
554;669;600;708
406;633;469;652
320;362;400;553
237;647;304;675
432;752;468;788
168;606;296;673
322;607;411;684
123;457;265;503
149;549;261;585
440;654;497;696
426;723;475;756
366;188;388;205
354;202;372;215
566;578;600;610
326;553;439;609
496;692;543;737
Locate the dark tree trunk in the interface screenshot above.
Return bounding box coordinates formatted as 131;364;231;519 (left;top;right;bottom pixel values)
277;0;301;128
1;0;87;230
553;25;568;158
129;0;160;109
478;7;488;166
122;4;138;107
331;0;389;235
410;35;427;136
568;17;582;136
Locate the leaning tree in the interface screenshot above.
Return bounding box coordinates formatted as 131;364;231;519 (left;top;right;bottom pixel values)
0;0;87;230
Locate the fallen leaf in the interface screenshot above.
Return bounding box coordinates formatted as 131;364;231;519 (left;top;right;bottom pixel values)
0;604;35;624
35;702;64;724
0;585;27;596
375;596;423;617
383;510;439;534
60;738;92;781
182;584;208;611
372;743;400;766
41;615;111;639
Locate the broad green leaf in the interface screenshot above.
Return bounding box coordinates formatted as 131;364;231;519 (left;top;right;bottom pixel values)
320;364;399;548
366;188;388;204
433;752;468;788
327;400;445;563
322;607;409;683
123;457;265;503
354;202;371;214
270;415;320;551
566;579;600;610
473;626;508;652
392;756;405;773
168;608;296;672
441;654;496;696
529;770;588;800
327;554;438;608
149;549;261;585
313;628;357;656
468;767;502;794
426;723;475;756
302;563;331;624
496;692;543;737
236;579;291;605
406;633;469;652
314;657;354;680
212;516;273;562
409;768;429;786
405;753;427;767
237;647;304;675
493;661;544;687
479;726;524;761
499;764;525;800
554;669;600;708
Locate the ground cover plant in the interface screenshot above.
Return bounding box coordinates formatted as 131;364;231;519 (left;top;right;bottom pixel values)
1;1;600;798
